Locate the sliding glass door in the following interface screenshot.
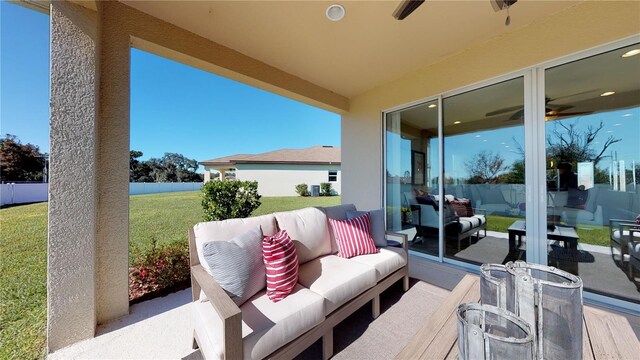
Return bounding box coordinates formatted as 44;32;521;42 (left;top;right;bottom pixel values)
383;39;640;308
385;99;439;257
544;43;640;303
442;77;526;265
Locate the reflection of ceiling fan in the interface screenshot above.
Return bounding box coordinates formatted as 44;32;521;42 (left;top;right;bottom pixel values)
393;0;517;20
486;90;597;121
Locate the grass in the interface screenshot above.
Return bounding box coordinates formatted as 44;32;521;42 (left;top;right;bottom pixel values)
0;202;48;360
0;192;340;360
486;214;611;247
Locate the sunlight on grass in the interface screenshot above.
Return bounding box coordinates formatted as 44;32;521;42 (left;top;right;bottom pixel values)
0;192;340;359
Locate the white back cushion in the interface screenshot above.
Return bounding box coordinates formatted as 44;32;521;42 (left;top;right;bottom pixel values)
274;207;331;265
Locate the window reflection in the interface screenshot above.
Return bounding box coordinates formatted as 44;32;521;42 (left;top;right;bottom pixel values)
442;77;526;265
386;100;439;257
545;43;640;304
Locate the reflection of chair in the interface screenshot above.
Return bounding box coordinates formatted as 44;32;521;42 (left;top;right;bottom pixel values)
609;219;640;268
403;192;487;250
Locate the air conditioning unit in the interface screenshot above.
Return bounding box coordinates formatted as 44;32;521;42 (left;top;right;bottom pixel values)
311;185;320;197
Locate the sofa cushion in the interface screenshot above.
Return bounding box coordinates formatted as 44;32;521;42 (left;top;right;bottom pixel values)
350;247;407;282
192;284;324;360
347;209;387;247
322;203;357;253
298;255;376;315
329;214;379;258
612;229;640;245
202;226;265;306
194;214;278;275
263;230;299;302
451;198;474;217
274;207;331;265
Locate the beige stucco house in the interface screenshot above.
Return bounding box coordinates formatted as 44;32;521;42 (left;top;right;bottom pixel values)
30;0;639;353
200;146;341;197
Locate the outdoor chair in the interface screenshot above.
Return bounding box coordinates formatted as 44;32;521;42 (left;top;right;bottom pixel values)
609;218;640;269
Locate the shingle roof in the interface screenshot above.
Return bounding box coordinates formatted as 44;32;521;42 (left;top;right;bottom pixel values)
199;146;340;166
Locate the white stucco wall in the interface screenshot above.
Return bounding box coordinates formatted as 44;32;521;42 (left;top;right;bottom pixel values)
235;164;341;197
49;1;98;351
342;2;640;211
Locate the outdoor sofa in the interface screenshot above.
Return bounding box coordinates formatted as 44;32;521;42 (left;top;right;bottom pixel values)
404;192;487;250
188;204;409;360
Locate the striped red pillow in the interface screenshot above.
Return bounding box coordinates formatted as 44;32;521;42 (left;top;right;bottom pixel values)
329;213;379;258
262;230;299;302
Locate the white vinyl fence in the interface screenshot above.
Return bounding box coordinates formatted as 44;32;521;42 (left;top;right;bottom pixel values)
1;182;204;206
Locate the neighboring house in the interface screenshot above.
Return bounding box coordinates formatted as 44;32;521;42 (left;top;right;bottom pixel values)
199;146;340;197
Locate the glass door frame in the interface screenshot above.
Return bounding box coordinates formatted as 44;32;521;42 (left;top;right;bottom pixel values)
381;34;640;313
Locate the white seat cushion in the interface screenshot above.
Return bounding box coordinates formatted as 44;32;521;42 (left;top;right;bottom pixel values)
298;255;376;315
193;284;325;360
274;207;332;264
350;247;407;281
629;242;640;259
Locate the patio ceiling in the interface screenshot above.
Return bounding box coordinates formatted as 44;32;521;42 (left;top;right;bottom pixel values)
121;0;582;99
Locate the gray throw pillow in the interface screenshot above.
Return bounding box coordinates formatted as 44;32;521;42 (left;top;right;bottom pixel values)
346;209;387;247
202;226;266;306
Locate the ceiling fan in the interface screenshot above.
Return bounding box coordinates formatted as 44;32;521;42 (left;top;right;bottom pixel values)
485;91;598;122
393;0;517;20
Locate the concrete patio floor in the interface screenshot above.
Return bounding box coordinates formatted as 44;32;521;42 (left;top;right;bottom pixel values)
47;256;640;360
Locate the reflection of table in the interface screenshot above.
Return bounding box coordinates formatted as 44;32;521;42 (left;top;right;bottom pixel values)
508;220;579;251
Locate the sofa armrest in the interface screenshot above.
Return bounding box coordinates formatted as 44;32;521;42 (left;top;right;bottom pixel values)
473;208;487;216
191;264;243;359
386;231;409;254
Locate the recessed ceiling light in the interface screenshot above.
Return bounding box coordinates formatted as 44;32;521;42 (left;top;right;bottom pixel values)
454;121;461;124
428;104;437;109
600;91;615;97
606;130;613;133
326;4;345;21
475;135;481;138
482;140;487;142
505;146;510;148
623;113;633;117
622;49;640;58
614;123;622;126
500;142;506;145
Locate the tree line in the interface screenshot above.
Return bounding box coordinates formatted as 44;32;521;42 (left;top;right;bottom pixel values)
0;134;202;183
130;150;203;182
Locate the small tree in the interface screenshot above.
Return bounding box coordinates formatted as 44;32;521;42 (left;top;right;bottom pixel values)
201;180;261;221
465;150;510;184
320;182;333;196
295;183;310;197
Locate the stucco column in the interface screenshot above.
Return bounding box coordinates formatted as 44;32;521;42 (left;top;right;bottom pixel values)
96;1;131;324
204;168;211;182
48;1;98;351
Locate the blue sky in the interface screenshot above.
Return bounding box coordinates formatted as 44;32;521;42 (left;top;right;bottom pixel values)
1;2;341;170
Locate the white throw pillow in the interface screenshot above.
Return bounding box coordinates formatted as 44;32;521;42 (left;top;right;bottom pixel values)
201;226;266;306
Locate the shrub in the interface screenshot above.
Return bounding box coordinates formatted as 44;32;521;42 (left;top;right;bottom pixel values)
201;180;262;221
129;238;190;302
295;183;310;197
320;182;333;196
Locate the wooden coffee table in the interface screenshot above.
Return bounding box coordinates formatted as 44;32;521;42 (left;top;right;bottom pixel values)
395;275;640;359
508;220;579;251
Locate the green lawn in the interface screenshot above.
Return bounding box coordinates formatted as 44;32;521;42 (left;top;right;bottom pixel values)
0;192;340;360
486;214;611;247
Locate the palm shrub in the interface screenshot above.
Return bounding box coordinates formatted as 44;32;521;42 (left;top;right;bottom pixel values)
320;182;333;196
201;180;262;221
295;183;310;197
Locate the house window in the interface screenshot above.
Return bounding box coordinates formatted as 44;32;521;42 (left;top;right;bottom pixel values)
328;170;338;182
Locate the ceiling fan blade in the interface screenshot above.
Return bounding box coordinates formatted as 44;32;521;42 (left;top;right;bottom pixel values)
393;0;425;20
553;111;593;117
545;104;574;113
486;105;523;117
547;90;600;103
